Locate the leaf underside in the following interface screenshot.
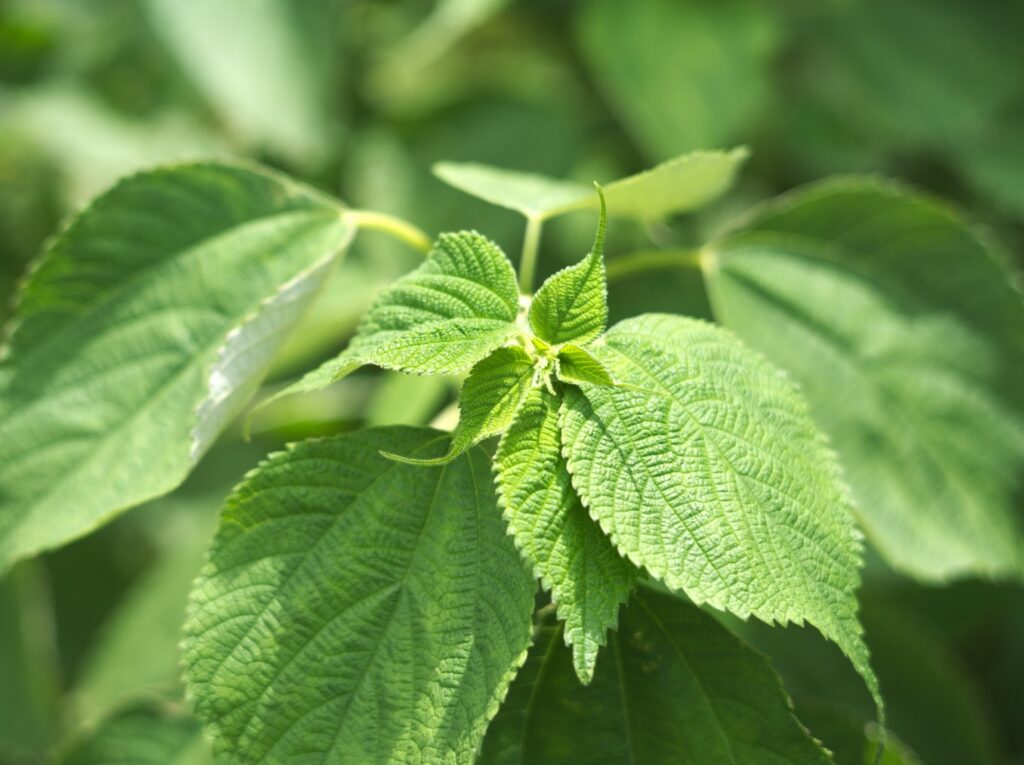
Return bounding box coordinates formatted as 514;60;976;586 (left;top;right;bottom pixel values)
479;586;830;765
495;389;636;683
559;313;882;718
183;427;535;765
706;178;1024;581
0;161;353;573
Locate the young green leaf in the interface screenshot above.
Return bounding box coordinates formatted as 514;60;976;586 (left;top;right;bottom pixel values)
383;346;534;465
528;191;607;345
61;704;212;765
495;389;636;683
270;231;521;402
479;586;830;765
183;427;535;765
559;313;882;719
704;178;1024;582
0;162;353;573
434;148;748;222
556;344;615;387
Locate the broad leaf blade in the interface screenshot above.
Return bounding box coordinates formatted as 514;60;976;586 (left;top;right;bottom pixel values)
704;178;1024;581
274;231;520;401
183;427;535;764
560;313;881;717
434;149;747;222
479;587;830;765
529;198;607;345
384;346;534;465
0;162;353;572
495;389;635;682
556;344;615;387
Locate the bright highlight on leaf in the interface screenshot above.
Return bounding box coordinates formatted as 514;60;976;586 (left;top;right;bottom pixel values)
433;147;748;222
479;587;831;765
268;230;521;403
705;178;1024;582
183;427;535;765
559;313;883;720
495;389;636;683
0;162;354;573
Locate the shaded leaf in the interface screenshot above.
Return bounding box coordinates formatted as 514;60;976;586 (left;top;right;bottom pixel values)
556;344;614;387
60;704;211;765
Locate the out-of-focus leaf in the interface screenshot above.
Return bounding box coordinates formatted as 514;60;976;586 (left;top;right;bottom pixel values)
0;561;60;764
705;178;1024;581
434;149;747;222
143;0;333;167
60;703;212;765
577;0;778;159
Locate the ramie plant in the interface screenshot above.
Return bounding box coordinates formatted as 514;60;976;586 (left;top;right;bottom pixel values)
2;146;1024;764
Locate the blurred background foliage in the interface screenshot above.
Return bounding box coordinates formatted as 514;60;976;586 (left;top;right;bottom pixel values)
0;0;1022;763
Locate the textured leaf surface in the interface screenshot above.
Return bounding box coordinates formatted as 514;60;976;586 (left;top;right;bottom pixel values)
704;179;1024;581
529;214;607;346
0;162;352;571
495;390;635;682
384;346;534;465
61;704;211;765
434;149;746;222
556;344;614;387
276;231;520;400
479;587;829;765
183;427;535;765
560;313;881;714
578;0;777;158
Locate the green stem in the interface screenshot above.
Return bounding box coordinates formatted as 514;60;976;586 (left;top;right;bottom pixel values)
518;215;544;294
605;248;705;283
346;209;432;254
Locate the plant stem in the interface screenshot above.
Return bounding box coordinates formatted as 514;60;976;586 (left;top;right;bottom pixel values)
346;209;432;254
518;215;544;294
605;248;705;283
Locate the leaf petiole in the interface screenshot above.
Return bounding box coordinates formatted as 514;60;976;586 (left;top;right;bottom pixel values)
346;208;433;254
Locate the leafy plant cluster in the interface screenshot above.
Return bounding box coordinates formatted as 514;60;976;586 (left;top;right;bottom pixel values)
0;131;1021;764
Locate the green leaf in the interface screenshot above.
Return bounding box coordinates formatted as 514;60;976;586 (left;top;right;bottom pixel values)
0;162;353;572
271;231;520;402
556;344;615;387
383;346;534;465
60;704;212;765
559;313;882;718
495;389;635;683
703;178;1024;581
143;0;333;167
577;0;778;158
433;148;748;222
528;195;607;345
479;586;830;765
182;427;535;765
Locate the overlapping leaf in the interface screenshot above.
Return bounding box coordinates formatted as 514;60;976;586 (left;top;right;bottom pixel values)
479;587;830;765
704;178;1024;581
434;148;748;222
555;344;614;387
559;313;881;716
273;231;521;401
495;389;635;682
384;346;534;465
0;162;354;572
183;427;535;765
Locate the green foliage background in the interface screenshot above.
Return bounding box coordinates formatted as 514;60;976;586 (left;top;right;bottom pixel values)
0;1;1022;763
